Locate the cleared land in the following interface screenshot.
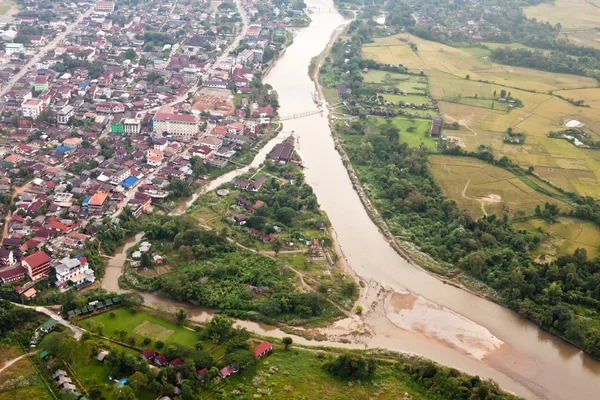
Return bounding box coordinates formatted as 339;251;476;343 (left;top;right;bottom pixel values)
429;155;570;218
513;217;600;260
361;70;429;94
363;33;600;198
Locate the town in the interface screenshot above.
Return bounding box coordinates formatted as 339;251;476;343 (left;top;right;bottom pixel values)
0;0;308;296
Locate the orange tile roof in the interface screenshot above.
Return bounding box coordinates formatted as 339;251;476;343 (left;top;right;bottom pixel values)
88;191;109;206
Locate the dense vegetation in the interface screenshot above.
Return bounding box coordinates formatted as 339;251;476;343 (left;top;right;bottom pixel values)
121;215;343;325
0;300;43;346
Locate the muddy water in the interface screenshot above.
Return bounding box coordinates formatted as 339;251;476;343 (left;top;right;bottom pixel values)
263;0;600;399
101;232;144;293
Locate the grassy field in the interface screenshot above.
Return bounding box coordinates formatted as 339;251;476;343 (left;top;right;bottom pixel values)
221;347;453;400
0;347;53;400
429;155;571;218
513;217;600;260
370;116;438;151
81;307;204;349
361;70;429;93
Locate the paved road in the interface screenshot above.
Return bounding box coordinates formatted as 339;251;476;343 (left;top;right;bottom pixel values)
0;6;95;98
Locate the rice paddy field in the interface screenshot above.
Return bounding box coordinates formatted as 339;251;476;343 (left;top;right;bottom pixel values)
363;33;600;198
525;0;600;49
429;155;571;218
513;217;600;260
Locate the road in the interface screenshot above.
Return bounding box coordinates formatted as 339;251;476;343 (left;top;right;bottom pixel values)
0;6;95;98
11;302;84;340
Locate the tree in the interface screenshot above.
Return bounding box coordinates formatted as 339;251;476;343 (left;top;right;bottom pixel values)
282;336;293;350
271;239;283;255
356;305;364;314
275;207;296;225
128;371;148;393
140;251;153;268
202;315;233;343
327;354;376;379
115;386;136;400
88;386;103;399
465;74;470;80
143;337;151;346
110;311;116;318
155;340;165;349
128;336;137;346
225;349;257;370
176;308;187;326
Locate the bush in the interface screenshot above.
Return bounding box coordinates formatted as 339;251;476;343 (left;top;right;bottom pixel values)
143;337;151;346
155;340;164;349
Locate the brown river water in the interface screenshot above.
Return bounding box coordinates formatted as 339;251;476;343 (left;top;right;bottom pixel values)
101;1;600;398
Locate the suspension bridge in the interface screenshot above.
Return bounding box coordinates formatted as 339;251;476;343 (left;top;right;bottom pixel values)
307;6;333;12
279;109;323;121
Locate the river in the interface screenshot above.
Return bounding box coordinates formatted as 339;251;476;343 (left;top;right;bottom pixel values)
102;1;600;398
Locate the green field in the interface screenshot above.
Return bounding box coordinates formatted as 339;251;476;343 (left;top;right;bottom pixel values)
371;116;437;151
513;217;600;260
362;70;429;93
0;346;53;400
429;155;570;218
82;307;204;349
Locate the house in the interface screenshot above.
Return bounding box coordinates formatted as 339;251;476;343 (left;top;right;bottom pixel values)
253;341;273;358
5;43;24;55
219;365;238;378
336;84;351;98
431;116;443;137
196;367;209;381
169;358;184;367
124;118;142;134
39;318;58;333
199;136;222;151
140;349;156;361
0;248;15;266
97;350;109;362
95;1;115;13
57;105;74;124
154;353;168;366
249;176;266;192
22;251;52;280
54;256;95;289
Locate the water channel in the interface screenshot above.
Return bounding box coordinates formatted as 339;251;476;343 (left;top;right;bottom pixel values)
103;1;600;398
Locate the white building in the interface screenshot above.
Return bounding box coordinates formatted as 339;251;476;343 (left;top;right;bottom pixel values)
110;168;131;185
54;257;95;289
57;105;74;124
22;99;45;119
124;118;141;134
6;43;24;55
152;106;199;137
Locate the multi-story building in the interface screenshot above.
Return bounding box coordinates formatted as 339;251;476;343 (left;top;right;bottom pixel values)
94;1;115;13
146;149;163;167
22;99;45;119
85;191;109;215
124;118;141;134
33;75;48;91
54;256;95;289
152;106;198;137
22;251;51;280
56;105;74;124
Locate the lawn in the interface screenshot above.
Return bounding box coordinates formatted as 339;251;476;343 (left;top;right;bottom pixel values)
81;307;203;349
